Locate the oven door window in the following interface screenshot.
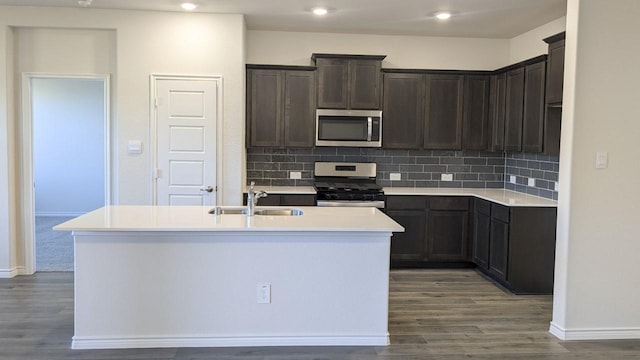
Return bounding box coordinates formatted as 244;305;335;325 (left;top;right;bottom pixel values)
318;117;368;141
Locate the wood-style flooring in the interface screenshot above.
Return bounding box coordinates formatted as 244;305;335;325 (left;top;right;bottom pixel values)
1;269;639;359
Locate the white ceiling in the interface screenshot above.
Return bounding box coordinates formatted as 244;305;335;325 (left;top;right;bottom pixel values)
0;0;567;39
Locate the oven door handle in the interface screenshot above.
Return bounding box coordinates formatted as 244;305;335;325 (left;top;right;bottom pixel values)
367;117;373;141
317;200;385;209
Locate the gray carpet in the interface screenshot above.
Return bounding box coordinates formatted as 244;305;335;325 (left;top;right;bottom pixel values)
35;216;74;272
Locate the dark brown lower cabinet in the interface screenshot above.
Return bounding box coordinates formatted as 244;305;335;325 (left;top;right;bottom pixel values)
472;199;491;269
386;195;471;267
426;197;469;261
243;193;316;206
387;209;426;262
472;201;557;294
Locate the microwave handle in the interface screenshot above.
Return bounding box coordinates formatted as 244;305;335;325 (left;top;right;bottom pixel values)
367;117;372;141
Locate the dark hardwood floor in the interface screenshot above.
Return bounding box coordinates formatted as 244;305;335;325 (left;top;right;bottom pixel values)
1;269;639;359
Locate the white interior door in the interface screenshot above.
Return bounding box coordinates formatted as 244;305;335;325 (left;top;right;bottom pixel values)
155;78;218;206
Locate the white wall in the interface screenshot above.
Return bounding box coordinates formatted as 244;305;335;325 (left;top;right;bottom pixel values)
247;30;509;70
551;0;640;340
510;17;566;64
32;78;105;216
0;6;246;275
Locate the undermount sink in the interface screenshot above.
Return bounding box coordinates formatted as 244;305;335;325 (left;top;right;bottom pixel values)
254;209;304;216
208;207;304;216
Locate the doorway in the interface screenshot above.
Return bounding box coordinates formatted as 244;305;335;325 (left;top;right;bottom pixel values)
21;74;110;273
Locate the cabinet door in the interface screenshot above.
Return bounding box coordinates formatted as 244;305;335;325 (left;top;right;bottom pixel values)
284;71;316;147
489;73;506;151
249;70;282;147
316;58;348;109
382;73;425;149
546;39;565;104
504;68;525;152
522;61;546;153
489;218;509;281
387;209;427;262
257;195;282;206
280;194;316;206
349;59;382;109
424;75;464;149
472;200;491;269
463;75;491;150
426;210;469;261
543;106;562;156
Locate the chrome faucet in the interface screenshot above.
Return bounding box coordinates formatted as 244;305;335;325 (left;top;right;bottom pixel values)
247;181;267;216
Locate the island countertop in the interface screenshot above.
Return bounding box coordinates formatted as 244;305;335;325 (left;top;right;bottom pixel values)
54;205;404;233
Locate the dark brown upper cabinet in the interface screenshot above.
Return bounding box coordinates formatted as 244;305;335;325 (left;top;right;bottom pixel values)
522;61;546;153
424;74;464;149
499;55;548;153
489;72;507;151
382;72;425;149
543;32;565;156
463;75;491;150
246;66;316;148
312;54;385;110
544;32;566;105
504;67;525;151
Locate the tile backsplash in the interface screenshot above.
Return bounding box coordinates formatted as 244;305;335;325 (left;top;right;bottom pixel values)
247;148;560;200
504;152;560;200
247;147;504;188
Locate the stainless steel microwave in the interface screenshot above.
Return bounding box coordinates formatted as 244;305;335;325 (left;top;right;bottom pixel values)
315;109;382;147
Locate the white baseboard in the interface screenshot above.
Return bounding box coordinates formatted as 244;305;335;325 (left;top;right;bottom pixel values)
550;322;640;340
72;335;389;350
0;266;30;278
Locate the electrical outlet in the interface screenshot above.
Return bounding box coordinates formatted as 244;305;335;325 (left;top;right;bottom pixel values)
554;181;559;192
441;173;453;181
528;178;536;187
257;283;271;304
510;175;516;184
390;173;401;181
289;171;302;180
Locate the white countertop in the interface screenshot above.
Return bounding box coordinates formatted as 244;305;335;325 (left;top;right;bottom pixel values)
251;186;557;207
383;188;557;207
54;206;404;233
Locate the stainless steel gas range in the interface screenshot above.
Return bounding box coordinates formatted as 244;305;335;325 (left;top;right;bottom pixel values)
313;162;385;208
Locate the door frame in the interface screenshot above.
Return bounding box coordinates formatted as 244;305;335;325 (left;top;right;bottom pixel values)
20;73;111;275
149;74;224;206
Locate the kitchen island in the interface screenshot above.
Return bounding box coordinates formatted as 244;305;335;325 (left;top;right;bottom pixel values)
55;206;404;350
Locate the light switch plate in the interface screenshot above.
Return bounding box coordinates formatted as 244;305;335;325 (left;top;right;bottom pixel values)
127;140;142;154
390;173;401;181
554;181;559;192
528;178;536;187
595;152;608;169
441;173;453;181
257;283;271;304
289;171;302;180
510;175;516;184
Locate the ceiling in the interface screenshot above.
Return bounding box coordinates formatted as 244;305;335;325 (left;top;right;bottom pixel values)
0;0;567;39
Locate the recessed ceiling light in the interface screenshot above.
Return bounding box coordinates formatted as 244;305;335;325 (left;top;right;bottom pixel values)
435;12;452;20
181;2;198;11
312;8;328;16
77;0;92;7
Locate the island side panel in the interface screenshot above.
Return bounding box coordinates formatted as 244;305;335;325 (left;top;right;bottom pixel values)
72;231;391;349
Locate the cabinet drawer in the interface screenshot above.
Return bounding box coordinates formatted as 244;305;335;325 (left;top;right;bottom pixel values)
491;203;510;222
281;194;316;206
474;198;491;215
429;197;469;211
386;196;426;210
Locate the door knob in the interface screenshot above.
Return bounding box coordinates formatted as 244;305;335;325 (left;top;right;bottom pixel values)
200;186;215;193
